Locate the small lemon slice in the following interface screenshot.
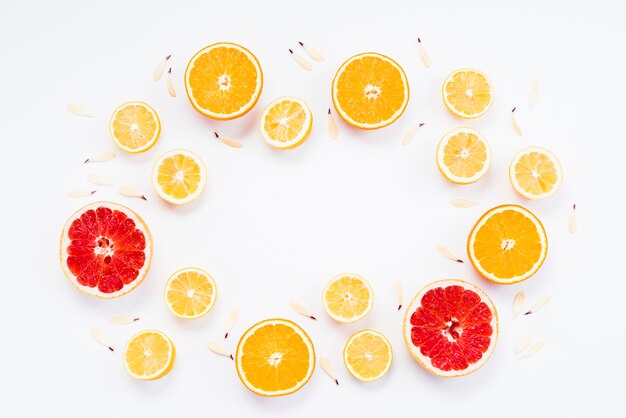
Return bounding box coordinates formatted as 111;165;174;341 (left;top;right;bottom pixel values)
164;267;217;319
151;149;207;205
509;146;563;199
322;273;373;323
436;127;491;184
109;101;161;153
344;329;393;382
260;96;313;149
442;69;493;119
123;330;175;380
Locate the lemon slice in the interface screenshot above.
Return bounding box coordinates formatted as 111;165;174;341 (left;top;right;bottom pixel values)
509;146;562;199
151;149;207;205
260;96;313;149
123;330;175;380
436;127;491;184
322;273;373;323
442;69;493;119
164;267;217;319
109;101;160;153
343;330;393;382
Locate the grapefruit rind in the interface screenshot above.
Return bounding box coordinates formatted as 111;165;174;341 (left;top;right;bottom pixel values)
402;279;498;378
59;201;153;299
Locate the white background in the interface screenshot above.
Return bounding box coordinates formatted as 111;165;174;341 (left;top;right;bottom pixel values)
1;0;625;416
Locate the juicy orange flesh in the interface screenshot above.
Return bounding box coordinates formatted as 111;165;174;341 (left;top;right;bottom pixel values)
335;56;406;125
112;105;158;149
156;154;202;199
325;277;371;319
263;100;307;142
125;332;171;377
188;46;258;115
239;323;311;392
166;271;214;317
442;132;488;177
346;333;390;379
445;71;491;115
472;210;543;279
514;151;559;195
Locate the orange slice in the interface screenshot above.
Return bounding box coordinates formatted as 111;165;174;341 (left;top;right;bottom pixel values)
436;127;491;184
322;273;373;323
123;330;175;380
151;149;207;205
184;42;263;120
509;146;563;199
164;267;217;319
343;330;393;382
442;69;493;118
109;101;160;153
467;205;548;284
332;52;409;129
260;96;312;149
235;318;315;397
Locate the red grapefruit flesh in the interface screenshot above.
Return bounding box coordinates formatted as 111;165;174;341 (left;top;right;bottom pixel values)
59;202;152;298
403;279;498;377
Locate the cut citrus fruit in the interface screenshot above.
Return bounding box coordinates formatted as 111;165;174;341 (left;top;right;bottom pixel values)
184;42;263;120
235;318;315;397
332;52;409;129
60;201;152;298
436;127;491;184
152;149;207;205
109;101;160;153
343;330;393;382
468;205;548;284
123;330;175;380
322;273;373;323
260;96;312;149
164;267;217;319
509;146;563;200
403;279;498;377
442;69;493;119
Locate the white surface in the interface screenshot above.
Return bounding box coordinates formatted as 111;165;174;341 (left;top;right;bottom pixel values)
1;0;624;416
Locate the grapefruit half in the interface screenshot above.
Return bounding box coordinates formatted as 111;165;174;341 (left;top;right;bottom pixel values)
59;201;152;298
403;279;498;377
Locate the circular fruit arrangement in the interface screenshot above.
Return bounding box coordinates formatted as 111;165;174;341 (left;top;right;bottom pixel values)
322;273;374;323
403;279;498;377
235;318;315;397
436;127;491;184
109;101;161;153
343;330;393;382
123;330;176;380
164;267;217;319
184;42;263;120
260;96;313;149
467;204;548;284
442;68;493;119
59;201;152;298
151;149;207;205
332;52;409;129
509;146;563;200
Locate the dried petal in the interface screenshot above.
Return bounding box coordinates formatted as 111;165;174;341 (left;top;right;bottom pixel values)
394;281;404;311
417;38;431;68
401;123;424;146
207;341;234;360
436;245;464;263
512;107;522;136
449;198;478;208
520;340;544;359
327;109;338;140
87;173;115;186
568;204;577;234
118;186;147;201
320;357;339;385
109;315;139;325
289;49;313;71
289;300;317;320
528;81;540;109
67;104;94;118
524;295;551;316
90;326;114;351
299;41;325;62
513;290;525;318
84;152;116;164
224;308;239;339
153;54;171;81
67;190;96;198
214;131;242;148
167;68;176;97
515;331;534;355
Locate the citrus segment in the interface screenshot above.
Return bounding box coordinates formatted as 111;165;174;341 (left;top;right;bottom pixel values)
123;330;175;380
60;202;152;298
260;96;312;149
437;127;491;184
109;101;160;153
343;330;393;382
442;69;493;118
164;267;217;319
235;319;315;397
184;42;263;120
322;273;373;323
468;205;548;284
332;52;409;129
403;279;498;377
509;146;562;199
151;149;207;205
